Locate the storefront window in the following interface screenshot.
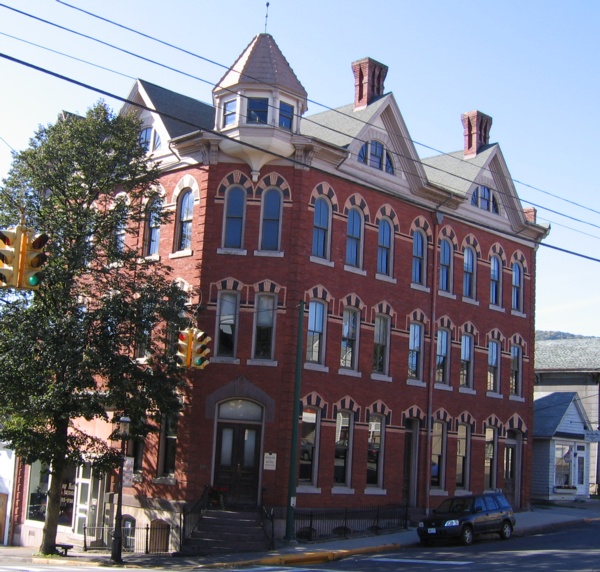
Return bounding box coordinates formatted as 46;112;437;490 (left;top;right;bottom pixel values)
27;461;76;526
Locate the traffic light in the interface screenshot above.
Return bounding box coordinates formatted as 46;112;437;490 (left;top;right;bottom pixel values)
0;227;20;288
21;231;49;290
191;328;211;369
174;328;192;368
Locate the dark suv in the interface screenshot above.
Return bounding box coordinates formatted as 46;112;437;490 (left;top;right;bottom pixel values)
417;492;515;546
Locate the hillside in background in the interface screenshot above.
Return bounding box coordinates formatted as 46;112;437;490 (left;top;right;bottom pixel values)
536;331;598;341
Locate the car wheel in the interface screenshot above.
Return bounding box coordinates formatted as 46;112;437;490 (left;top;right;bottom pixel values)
499;521;513;540
460;525;474;546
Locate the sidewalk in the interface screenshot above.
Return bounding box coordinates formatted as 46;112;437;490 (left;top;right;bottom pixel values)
2;500;600;569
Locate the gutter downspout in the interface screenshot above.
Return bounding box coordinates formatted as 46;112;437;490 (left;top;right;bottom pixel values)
425;211;442;515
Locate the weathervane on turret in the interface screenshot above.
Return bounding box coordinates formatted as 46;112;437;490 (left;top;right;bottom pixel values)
265;2;270;34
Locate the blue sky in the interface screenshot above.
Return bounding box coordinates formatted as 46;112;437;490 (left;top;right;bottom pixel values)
1;1;598;336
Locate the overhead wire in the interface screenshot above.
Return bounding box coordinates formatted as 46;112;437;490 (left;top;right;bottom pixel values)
51;0;600;222
2;51;599;265
3;1;599;236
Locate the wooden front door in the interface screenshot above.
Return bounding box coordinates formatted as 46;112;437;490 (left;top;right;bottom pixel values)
214;423;261;506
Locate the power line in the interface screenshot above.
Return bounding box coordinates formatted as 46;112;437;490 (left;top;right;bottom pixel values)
52;0;600;222
3;2;600;235
2;51;599;265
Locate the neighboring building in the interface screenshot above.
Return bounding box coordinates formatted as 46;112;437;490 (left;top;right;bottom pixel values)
0;442;16;545
532;392;594;500
535;337;600;494
11;33;548;548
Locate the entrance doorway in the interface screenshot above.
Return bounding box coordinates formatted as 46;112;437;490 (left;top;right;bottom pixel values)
403;420;419;507
504;430;521;508
213;400;263;506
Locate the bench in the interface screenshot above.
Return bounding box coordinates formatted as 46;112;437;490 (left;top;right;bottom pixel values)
55;543;74;556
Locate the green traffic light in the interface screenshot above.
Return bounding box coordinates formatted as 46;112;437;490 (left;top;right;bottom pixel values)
28;274;40;287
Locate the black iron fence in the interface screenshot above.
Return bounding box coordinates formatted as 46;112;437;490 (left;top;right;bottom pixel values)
260;505;275;550
294;503;408;542
83;522;171;554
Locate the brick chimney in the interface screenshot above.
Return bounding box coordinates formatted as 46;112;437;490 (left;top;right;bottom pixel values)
461;110;492;158
352;58;388;110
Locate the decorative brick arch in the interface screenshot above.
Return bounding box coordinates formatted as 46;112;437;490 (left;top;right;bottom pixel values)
332;396;361;423
256;172;292;201
506;414;528;438
216;277;245;292
374;204;400;233
462;234;481;258
461;321;479;336
406;308;430;334
484;414;506;438
343;193;371;224
366;400;392;425
489;243;507;265
340;293;365;314
216;170;253;198
510;333;527;354
172;174;200;202
305;285;333;304
409;216;432;242
510;250;529;274
437;315;456;339
302;391;328;420
253;279;282;295
456;411;476;433
432;408;452;425
487;328;506;350
438;225;458;250
401;405;426;428
309;182;339;213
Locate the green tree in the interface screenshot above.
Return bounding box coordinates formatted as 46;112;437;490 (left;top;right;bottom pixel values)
0;102;190;555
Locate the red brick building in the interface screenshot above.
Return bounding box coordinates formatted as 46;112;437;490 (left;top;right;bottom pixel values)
12;33;548;548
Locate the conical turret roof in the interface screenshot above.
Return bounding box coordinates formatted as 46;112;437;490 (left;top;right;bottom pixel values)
215;33;307;99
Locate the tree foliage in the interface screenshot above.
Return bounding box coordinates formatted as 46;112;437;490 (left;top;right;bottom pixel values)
0;102;190;553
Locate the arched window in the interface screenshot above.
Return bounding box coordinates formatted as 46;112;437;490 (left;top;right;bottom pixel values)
312;197;330;259
463;247;476;299
412;231;426;285
511;262;523;312
298;407;320;486
145;199;161;257
340;307;359;370
456;424;470;490
260;189;282;251
487;340;501;393
490;255;502;306
439;239;452;292
435;329;450;384
358;140;394;175
408;322;423;380
460;334;474;388
216;292;239;358
431;421;446;488
176;190;194;251
253;294;276;360
223;186;245;249
485;427;498;489
377;219;392;276
334;411;353;486
346;208;363;268
510;344;522;396
367;414;384;488
471;185;500;214
306;300;326;364
373;314;390;375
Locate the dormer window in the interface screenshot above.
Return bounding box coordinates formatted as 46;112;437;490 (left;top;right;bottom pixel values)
358;141;394;175
279;102;294;130
223;100;237;127
247;98;269;124
471;186;499;214
139;127;161;153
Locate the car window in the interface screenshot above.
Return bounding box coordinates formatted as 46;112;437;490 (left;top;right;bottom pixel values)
495;494;511;509
474;497;485;512
484;495;499;510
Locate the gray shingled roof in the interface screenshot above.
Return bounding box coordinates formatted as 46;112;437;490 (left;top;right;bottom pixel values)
300;96;390;148
138;80;215;139
535;338;600;371
533;392;580;438
421;145;497;197
216;34;307;98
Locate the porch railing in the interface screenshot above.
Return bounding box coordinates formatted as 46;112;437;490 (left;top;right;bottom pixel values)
83;522;171;554
294;503;407;542
260;505;275;550
179;484;211;550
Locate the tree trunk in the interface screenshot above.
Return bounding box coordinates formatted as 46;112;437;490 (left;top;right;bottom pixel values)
38;459;65;555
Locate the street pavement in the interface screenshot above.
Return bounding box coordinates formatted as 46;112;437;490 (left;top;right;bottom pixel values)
2;500;600;569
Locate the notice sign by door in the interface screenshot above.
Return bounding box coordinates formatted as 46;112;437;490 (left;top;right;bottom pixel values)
264;452;277;470
123;457;135;487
